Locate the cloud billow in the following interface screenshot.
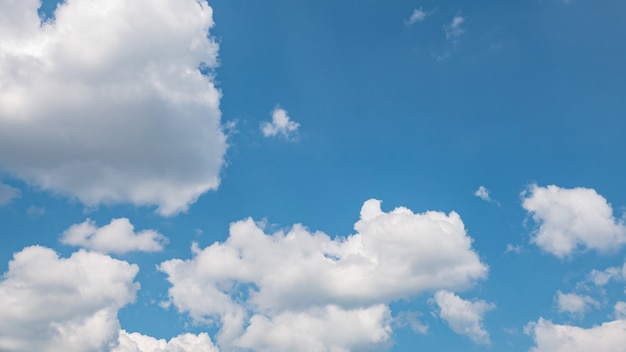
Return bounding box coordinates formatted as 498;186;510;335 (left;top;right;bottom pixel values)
0;0;226;216
159;199;488;350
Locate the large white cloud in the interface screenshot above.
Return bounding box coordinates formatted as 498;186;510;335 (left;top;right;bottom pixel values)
0;0;225;215
522;185;626;258
115;331;219;352
432;291;495;345
526;318;626;352
159;199;488;350
61;218;168;254
0;246;139;351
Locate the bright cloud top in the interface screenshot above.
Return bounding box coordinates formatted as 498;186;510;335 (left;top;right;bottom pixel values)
0;183;20;205
0;0;226;216
433;291;495;345
522;185;626;258
526;318;626;352
115;331;218;352
261;107;300;140
61;218;168;254
159;199;488;350
0;246;139;351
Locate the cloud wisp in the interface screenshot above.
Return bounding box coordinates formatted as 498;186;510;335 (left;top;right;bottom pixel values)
0;183;20;206
444;13;465;43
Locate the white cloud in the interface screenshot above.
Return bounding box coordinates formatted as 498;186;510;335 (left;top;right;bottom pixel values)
261;107;300;140
555;291;599;317
235;305;392;352
474;186;491;202
526;318;626;352
406;8;427;25
0;183;20;205
522;185;626;258
115;331;218;352
444;14;465;42
588;266;622;286
0;0;226;216
474;185;499;205
159;199;487;350
433;290;495;345
0;246;139;351
61;218;168;254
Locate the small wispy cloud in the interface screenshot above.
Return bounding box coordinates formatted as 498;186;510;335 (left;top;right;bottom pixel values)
505;244;523;254
444;13;465;43
0;183;21;206
474;186;499;205
261;106;300;141
27;205;46;217
406;8;427;25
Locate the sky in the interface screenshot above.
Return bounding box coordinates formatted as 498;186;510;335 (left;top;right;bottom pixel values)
1;0;626;351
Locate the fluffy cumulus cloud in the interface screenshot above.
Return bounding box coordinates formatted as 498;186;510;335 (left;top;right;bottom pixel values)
61;218;168;254
433;291;495;345
555;291;599;317
526;318;626;352
0;182;21;205
260;107;300;140
0;246;139;351
159;199;488;350
115;331;218;352
522;185;626;258
0;0;226;216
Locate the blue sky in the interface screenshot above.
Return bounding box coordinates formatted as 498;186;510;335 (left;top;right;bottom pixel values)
1;0;626;351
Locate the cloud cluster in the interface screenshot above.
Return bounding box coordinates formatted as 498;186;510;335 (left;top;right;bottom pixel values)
0;246;139;351
0;0;226;216
260;107;300;140
159;199;488;350
522;185;626;258
61;218;168;254
433;291;495;345
526;318;626;352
